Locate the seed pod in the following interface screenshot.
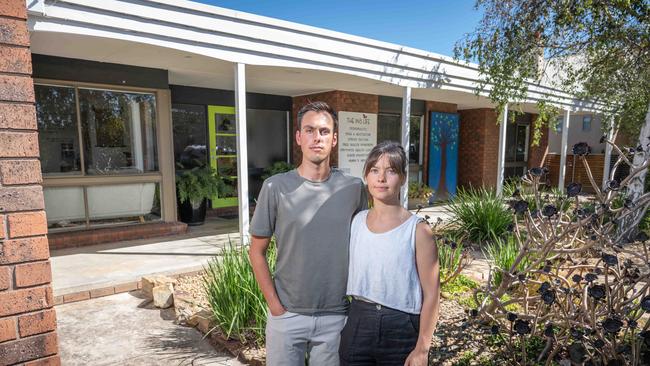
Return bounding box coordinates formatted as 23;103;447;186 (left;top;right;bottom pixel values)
514;319;531;335
566;182;582;197
572;142;590;156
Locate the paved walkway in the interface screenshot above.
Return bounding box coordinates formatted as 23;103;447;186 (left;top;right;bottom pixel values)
51;206;452;297
50;218;239;297
56;291;244;365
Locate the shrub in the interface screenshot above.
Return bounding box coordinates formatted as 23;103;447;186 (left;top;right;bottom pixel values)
484;234;530;287
176;166;229;205
408;181;434;200
472;142;650;365
261;161;294;180
447;187;513;244
203;239;277;345
437;232;472;285
441;273;478;295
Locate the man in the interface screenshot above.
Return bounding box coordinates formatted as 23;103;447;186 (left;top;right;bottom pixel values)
249;101;367;366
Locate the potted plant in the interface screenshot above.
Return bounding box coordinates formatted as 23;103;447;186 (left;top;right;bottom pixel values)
176;166;226;225
261;161;294;180
407;182;434;210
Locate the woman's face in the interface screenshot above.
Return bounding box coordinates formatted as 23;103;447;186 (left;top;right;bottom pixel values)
366;154;404;203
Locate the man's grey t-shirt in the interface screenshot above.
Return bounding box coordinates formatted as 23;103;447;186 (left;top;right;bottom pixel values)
250;168;367;315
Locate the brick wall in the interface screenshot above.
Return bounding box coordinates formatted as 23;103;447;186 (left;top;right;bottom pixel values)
291;91;378;166
0;1;60;365
457;108;499;189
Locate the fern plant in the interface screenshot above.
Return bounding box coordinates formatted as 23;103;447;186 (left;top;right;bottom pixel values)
176;166;226;206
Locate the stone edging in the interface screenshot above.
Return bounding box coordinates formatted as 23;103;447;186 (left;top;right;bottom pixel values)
53;269;205;305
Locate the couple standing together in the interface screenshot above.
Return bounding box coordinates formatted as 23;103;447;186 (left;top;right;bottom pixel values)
249;101;441;366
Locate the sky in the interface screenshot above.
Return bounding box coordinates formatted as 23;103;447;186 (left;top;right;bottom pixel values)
195;0;483;57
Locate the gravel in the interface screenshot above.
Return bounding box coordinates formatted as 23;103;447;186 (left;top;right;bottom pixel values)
176;272;493;365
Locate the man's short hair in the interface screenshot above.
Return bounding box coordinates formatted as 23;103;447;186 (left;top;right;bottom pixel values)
296;101;338;131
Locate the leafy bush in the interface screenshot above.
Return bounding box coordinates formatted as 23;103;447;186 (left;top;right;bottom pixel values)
472;142;650;365
203;239;277;345
262;161;294;180
447;187;513;244
484;234;529;287
176;166;229;205
437;231;473;285
640;210;650;233
408;181;434;200
441;273;478;295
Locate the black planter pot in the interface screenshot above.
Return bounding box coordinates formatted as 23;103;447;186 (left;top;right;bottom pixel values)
178;198;207;226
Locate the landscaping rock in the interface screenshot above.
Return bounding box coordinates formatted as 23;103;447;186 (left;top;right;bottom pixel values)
173;290;200;325
189;309;213;333
141;275;177;300
152;283;174;308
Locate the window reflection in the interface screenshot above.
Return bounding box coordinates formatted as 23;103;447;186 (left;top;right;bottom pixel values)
79;89;158;175
35;85;82;176
172;104;207;169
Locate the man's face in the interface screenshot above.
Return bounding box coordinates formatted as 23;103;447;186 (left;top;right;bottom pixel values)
296;111;337;165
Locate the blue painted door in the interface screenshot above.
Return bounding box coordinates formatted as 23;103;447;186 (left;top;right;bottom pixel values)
428;112;459;201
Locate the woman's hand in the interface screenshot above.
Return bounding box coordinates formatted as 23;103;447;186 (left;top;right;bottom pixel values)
404;346;429;366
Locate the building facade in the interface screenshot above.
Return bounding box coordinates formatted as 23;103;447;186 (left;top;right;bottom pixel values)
0;0;612;362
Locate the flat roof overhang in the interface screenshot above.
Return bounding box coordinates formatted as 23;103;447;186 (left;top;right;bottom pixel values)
27;0;607;113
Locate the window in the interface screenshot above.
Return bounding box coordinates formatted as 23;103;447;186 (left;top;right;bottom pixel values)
36;84;158;176
409;115;423;182
582;115;592;132
377;113;424;182
377;113;401;143
35;85;82;175
555;116;563;132
172;104;207;169
79;89;158;175
246;109;289;199
35;83;161;231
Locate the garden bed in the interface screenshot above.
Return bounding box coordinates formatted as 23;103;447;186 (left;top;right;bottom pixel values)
174;270;500;366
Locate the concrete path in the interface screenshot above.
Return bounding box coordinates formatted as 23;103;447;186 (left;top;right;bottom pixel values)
51;207;451;297
50;218;239;297
56;291;244;365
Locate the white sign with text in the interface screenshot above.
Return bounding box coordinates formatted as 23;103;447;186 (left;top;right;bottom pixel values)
338;111;377;179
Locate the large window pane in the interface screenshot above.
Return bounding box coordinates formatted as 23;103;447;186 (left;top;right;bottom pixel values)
43;187;86;229
87;183;161;226
409;115;422;182
35;85;82;176
377;113;401;143
172;104;207;169
79;89;158;175
247;109;289;198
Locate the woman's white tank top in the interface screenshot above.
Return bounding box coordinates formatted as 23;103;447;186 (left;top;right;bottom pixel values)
346;210;423;314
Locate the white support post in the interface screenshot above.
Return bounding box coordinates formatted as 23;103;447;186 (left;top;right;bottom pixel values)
234;63;249;244
602;120;615;189
400;86;411;209
558;109;571;192
496;104;509;195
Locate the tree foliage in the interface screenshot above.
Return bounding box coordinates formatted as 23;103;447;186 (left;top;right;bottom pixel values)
455;0;649;141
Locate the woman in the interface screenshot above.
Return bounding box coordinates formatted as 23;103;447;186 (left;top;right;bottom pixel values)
340;141;440;366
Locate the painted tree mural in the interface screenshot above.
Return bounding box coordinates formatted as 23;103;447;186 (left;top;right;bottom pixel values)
429;112;459;200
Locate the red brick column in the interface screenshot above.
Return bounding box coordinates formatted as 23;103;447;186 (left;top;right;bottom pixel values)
0;1;60;365
457;108;500;189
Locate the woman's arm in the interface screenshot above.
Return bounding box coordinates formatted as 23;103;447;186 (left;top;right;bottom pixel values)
405;222;440;366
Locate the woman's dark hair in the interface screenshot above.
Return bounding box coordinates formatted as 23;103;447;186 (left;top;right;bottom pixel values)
363;141;408;183
296;101;338;131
